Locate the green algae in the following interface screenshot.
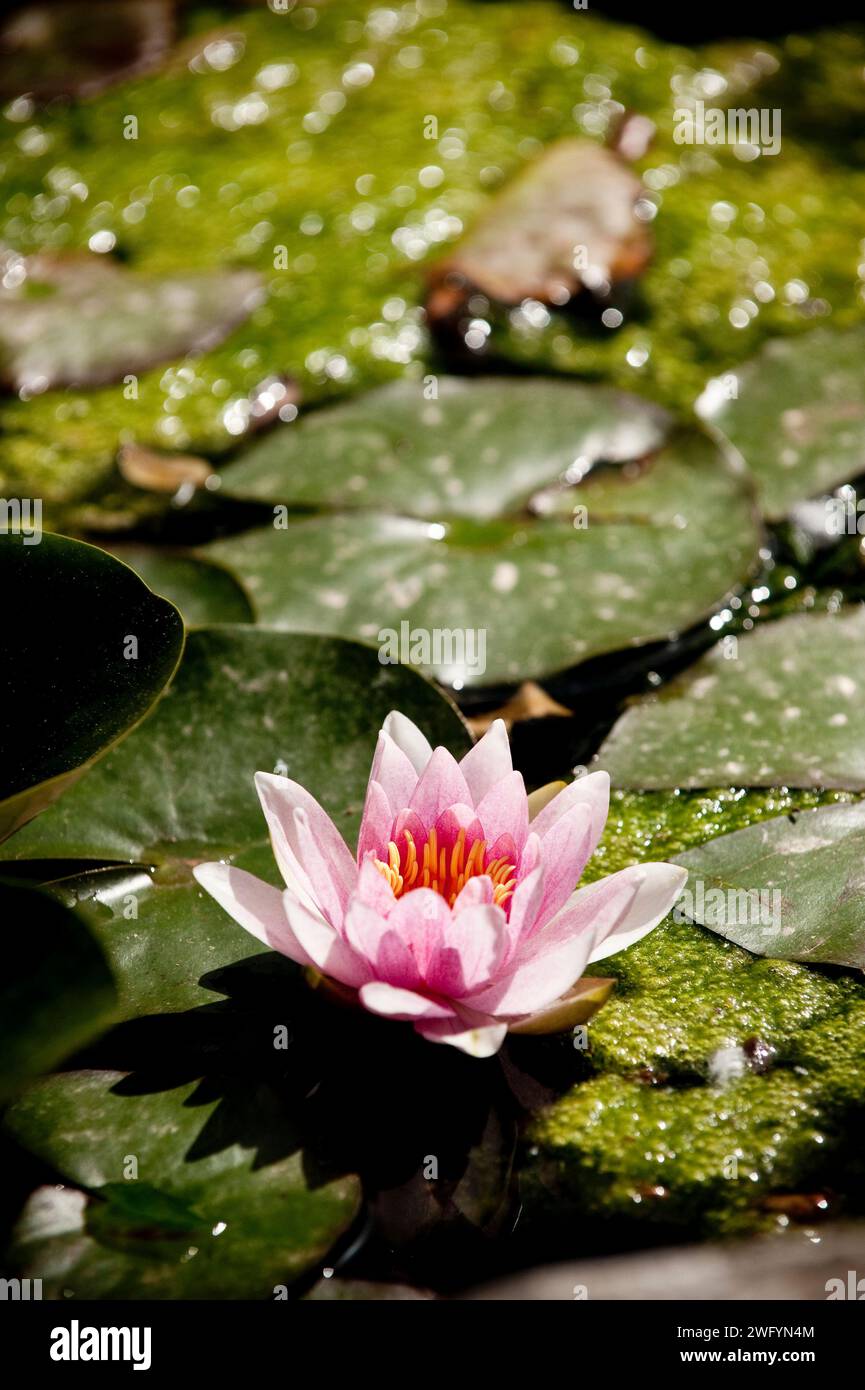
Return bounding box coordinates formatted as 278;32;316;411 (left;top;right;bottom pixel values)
587;785;859;878
520;786;865;1240
3;4;865;526
524;1067;848;1239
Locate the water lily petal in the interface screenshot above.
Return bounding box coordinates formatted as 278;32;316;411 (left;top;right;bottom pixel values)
452;875;494;913
414;1014;508;1058
409;745;473;826
517;830;542;880
530;770;610;859
292;805;353;929
359;981;453;1020
466;929;595;1017
424;903;507;996
284;887;371;988
434;804;485;849
193;862;314;968
458;718;512;805
355;854;398;917
386;887;451;977
475;769;529;854
383;710;433;775
344;897;423;989
534;801;594;925
255;771;356;925
506;860;545;949
587;862;688;962
368;729;419;815
357;777;393;865
522;869;641;957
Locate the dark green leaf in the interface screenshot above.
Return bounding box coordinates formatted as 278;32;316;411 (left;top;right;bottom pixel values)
0;879;116;1101
109;547;254;628
0;532;183;843
218;377;671;520
1;626;469;864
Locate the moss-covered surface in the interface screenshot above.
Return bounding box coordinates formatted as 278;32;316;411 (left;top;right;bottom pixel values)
519;787;865;1243
3;4;865;526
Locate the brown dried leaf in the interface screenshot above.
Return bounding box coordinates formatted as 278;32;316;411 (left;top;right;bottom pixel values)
118;444;214;495
467;682;572;737
427;138;652;322
0;0;176;100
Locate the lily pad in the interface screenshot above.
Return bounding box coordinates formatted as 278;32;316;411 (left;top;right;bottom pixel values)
673;802;865;969
0;532;183;844
0;625;469;865
218;377;671;519
5;1072;360;1299
0;879;116;1101
596;609;865;790
697;327;865;522
108;548;255;628
0;251;263;395
206;394;761;687
52;855;280;1021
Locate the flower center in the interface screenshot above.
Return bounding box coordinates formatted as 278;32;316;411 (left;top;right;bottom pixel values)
374;825;517;908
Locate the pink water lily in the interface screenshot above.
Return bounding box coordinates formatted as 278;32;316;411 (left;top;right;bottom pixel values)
194;714;686;1058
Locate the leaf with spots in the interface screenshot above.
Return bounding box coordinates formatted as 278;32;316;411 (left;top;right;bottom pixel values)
217;376;671;519
0;251;263;395
595;609;865;789
5;1072;360;1299
673;802;865;969
697;326;865;523
207;395;761;687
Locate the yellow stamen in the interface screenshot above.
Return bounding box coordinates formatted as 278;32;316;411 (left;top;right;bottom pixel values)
373;825;517;910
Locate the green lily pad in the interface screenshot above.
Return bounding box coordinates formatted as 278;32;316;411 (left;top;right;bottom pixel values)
0;532;183;843
51;853;278;1021
217;376;671;520
697;327;865;522
596;609;865;790
0;625;469;865
108;547;255;628
206;408;760;687
0;879;116;1101
5;1072;360;1299
0;252;263;395
673;802;865;969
